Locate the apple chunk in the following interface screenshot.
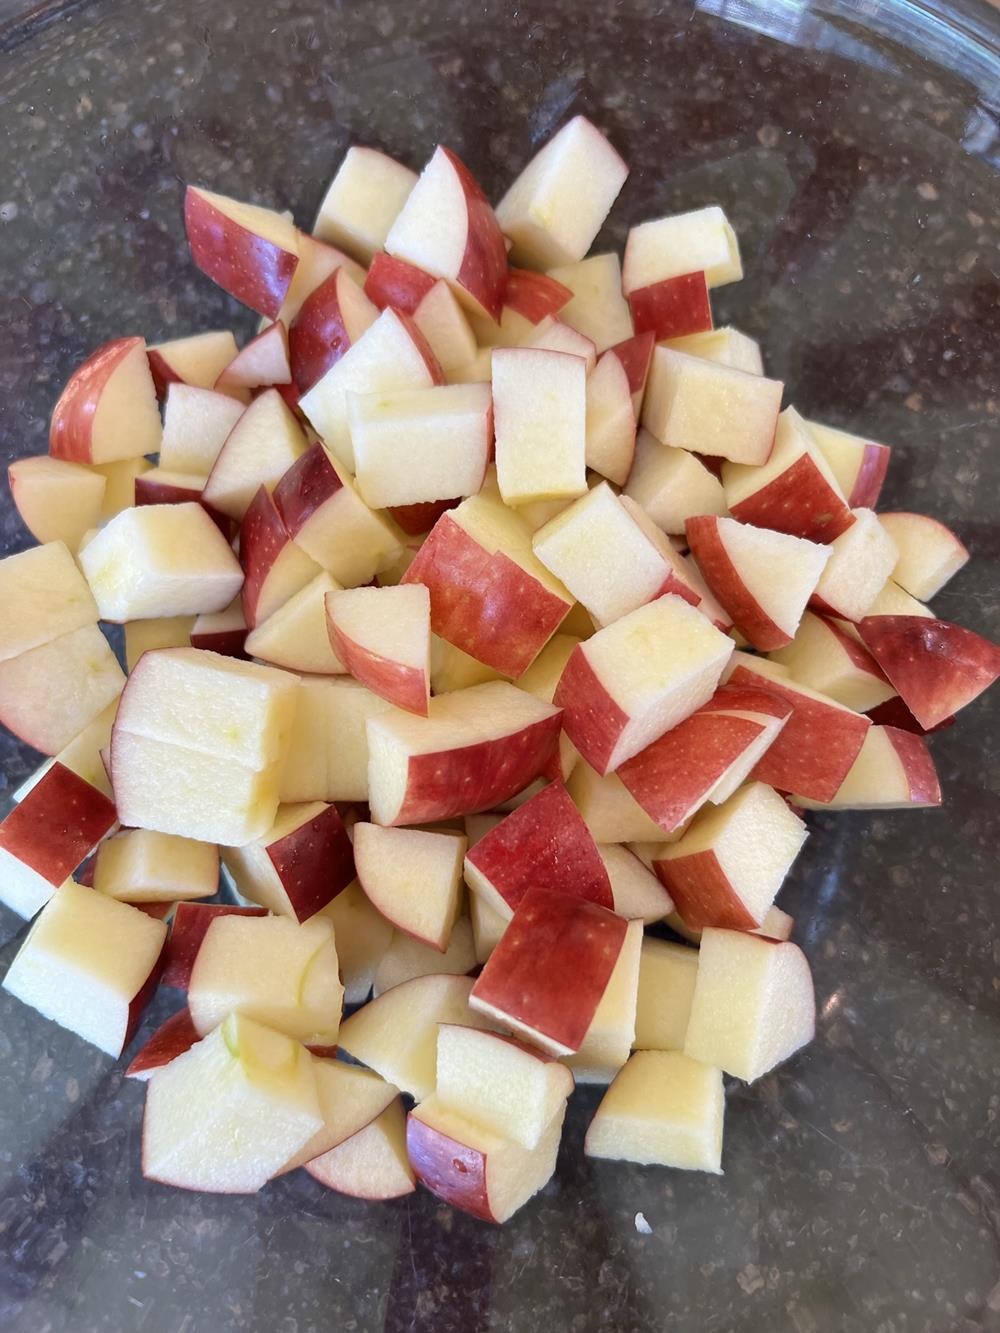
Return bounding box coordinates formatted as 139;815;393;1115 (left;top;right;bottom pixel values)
276;1058;400;1174
314;146;417;260
805;419;890;509
3;881;166;1056
124;616;194;671
600;845;674;924
634;937;700;1051
49;336;162;463
221;802;355;921
126;1008;201;1080
372;916;476;996
317;880;393;1004
566;917;643;1083
769;611;896;713
546;253;634;353
584;1050;724;1173
623;429;727;535
353;822;466;950
794;724;940;810
288;266;378;393
184;186;300;318
244;571;345;675
278;677;393;805
684;928;815;1082
877;512;969;601
160;902;267;989
93;829;219;903
653;782;807;931
142;1013;322;1193
492;348;587;507
810;508;899;622
0;540;99;663
158;383;246;475
147;330;241;398
305;1098;415;1198
663;326;764;375
325;584;430;715
8;456;106;551
624;206;742;292
201;387;308;522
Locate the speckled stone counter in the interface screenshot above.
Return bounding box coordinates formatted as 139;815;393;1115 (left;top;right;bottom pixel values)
0;1;998;1330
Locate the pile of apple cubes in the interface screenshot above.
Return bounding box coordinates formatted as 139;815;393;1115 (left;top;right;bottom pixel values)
2;117;998;1222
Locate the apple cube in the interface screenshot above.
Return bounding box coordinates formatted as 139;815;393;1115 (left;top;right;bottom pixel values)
877;512;969;601
147;330;241;397
316;881;392;1004
338;972;491;1100
634;937;700;1050
555;594;733;774
306;1098;415;1198
8;456;106;551
492;347;586;507
279;676;392;804
769;611;896;712
566;917;643;1083
221;802;354;921
795;724;940;810
686;515;829;652
642;348;782;466
366;680;562;825
608;331;656;415
568;757;691;843
190;598;249;659
201;388;307;521
215;320;290;390
684;928;815;1082
159;902;267;988
93;829;219;904
0;541;99;663
584;349;637;486
806;419;890;509
523;315;597;374
372;916;477;996
3;880;166;1055
188;912;343;1046
585;1050;724;1173
126;1008;201;1080
624;206;742;293
866;579;934;619
628;272;713;341
810;509;899;622
142;1013;322;1192
287;265;378;393
496;116;628;269
325;584;430;714
623;429;726;534
663;326;764;376
470;888;628;1056
409;279;479;372
546;253;634;352
245;571;346;675
49;336;161;463
313;146;417;260
464;780;612;920
353;822;465;950
184;186;300;318
239;486;321;628
429;635;504;693
277;1057;400;1174
599;845;674;924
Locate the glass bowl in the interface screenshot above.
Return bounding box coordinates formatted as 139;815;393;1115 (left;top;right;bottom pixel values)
0;1;997;1329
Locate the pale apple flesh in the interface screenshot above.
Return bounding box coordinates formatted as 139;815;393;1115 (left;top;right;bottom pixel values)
352;821;465;951
372;916;477;996
794;723;941;810
634;937;700;1051
221;801;355;922
305;1098;415;1198
877;511;969;601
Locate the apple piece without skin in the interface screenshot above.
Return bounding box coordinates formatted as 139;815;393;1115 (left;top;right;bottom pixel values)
794;724;941;811
190;598;249;659
314;146;418;261
623;429;727;535
410;279;479;373
686;515;829;652
348;382;491;510
49;336;162;463
189;913;343;1046
215;320;290;390
244;571;346;675
642;347;782;466
401;494;573;678
286;265;378;393
124;618;195;673
80;503;244;623
126;1007;201;1080
325;584;430;715
857;615;1000;730
0;540;99;663
584;349;636;487
470;888;628;1056
810;508;899;622
93;829;219;904
184;186;300;318
279;676;394;804
877;512;969;601
653;781;807;931
353;822;466;950
276;1058;400;1174
634;937;700;1050
464;781;611;921
160;903;268;988
3;880;166;1056
0;762;117;919
338;972;491;1100
201;388;308;522
221;802;354;921
565;916;643;1083
304;1098;414;1198
722;407;853;543
523;315;598;375
8;456;106;551
684;927;815;1082
585;1050;724;1173
372;916;477;996
599;844;674;924
805;419;891;509
725;653;871;802
555;594;734;775
662;326;764;376
429;636;504;693
142;1013;322;1193
624;206;742;293
769;611;896;713
316;880;393;1004
239;486;322;629
147;330;242;398
865;579;934;620
366;681;562;826
492;347;587;507
496;116;628;269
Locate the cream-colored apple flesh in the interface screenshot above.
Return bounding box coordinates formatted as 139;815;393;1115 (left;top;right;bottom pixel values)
353;822;466;951
634;937;700;1051
371;917;476;997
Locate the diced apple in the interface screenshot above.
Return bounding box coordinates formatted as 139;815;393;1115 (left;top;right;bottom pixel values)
316;880;393;1004
492;347;586;507
566;917;643;1083
353;822;465;950
132;467;211;510
794;724;940;810
363;252;436;311
215;320;290;390
184;186;300;318
126;1008;201;1080
239;486;321;629
92;456;153;519
306;1097;415;1198
244;571;346;675
877;512;969;601
0;540;99;662
866;579;934;619
3;880;166;1055
810;508;899;622
8;456;106;551
642;348;782;466
313;146;417;260
285;265;378;393
684;927;815;1082
584;350;636;486
366;680;561;825
623;429;727;534
663;326;764;376
221;802;354;921
190;598;249;659
274;230;367;324
42;700;118;799
806;419;890;509
568;757;688;843
160;902;267;989
504;267;574;323
515;632;580;781
624;206;742;293
49;336;162;463
147;330;241;397
523;315;597;374
634;937;700;1050
629;272;713;341
201;388;308;521
496;116;628;269
769;610;896;712
599;845;674;924
610;331;656;415
410;278;480;372
279;675;394;804
277;1057;400;1174
372;916;477;996
470;888;628;1056
93;828;219;904
0;624;125;755
546;253;634;352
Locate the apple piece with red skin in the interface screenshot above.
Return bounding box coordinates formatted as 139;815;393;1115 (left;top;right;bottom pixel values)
609;331;655;415
215;321;291;389
624;205;742;292
809;508;899;622
126;1007;200;1080
387;498;462;536
385;145;507;321
274;230;366;325
8;456;106;552
184;185;300;318
504;268;573;322
617;684;792;835
160;902;268;989
469;887;628;1056
545;253;633;353
366;680;562;826
0;761;118;919
865;694;954;736
49;336;162;464
363;252;437;311
313;145;418;263
664;327;764;376
147;330;241;398
794;724;940;811
628;271;713;341
221;802;355;922
877;512;970;601
769;610;896;713
725;653;872;802
806;419;891;509
325;584;430;715
201;387;308;523
567;760;670;843
244;571;346;676
857;615;1000;730
239;486;321;628
464;780;612;921
288;267;379;393
190;599;249;659
353;822;465;951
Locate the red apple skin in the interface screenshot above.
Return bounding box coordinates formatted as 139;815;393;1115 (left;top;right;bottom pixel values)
183;186;298;319
821;614;893;682
440;147;508;322
503;268;573;323
363;253;437;313
133;902;175;920
865;695;953;735
387;714;563;826
269;803;356;921
552;644;630;777
273;440;343;540
617;685;792;833
401;513;571;678
288;270;356;392
727;661;871;802
126;1007;200;1079
123;939;168;1051
134;475;202;506
848;443;891;508
609;331;655;397
146;347;182;398
160;903;267;989
728;454;854;544
188;626;250;659
326;618;428;716
653;847;759;931
470;887;628;1053
0;762;117;885
685;515;793;651
49;337;142;461
239;486;296;628
387;498;463;536
465;780;613;913
857;615;1000;730
406;1113;498;1222
883;726;942;805
628;272;713;341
